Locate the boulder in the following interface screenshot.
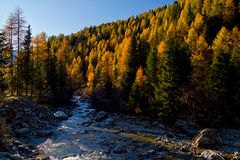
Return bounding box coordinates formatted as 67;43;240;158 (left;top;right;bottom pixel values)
192;128;222;149
95;111;108;121
54;111;68;120
201;150;224;160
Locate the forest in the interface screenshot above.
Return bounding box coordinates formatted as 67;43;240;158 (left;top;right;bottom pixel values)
0;0;240;128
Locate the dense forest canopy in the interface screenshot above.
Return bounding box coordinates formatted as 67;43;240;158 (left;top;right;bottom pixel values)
0;0;240;127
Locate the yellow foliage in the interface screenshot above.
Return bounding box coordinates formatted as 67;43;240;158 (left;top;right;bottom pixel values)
212;27;231;54
32;32;48;62
135;66;147;87
158;41;168;55
87;63;95;92
99;51;114;83
119;38;131;77
135;106;143;114
192;34;209;62
192;13;204;32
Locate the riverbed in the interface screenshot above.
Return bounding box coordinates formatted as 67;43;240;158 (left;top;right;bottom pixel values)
35;96;196;159
1;96;239;160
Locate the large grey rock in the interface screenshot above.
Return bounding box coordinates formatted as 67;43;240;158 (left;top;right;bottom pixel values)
192;128;222;149
201;150;224;160
54;111;68;119
95;111;108;121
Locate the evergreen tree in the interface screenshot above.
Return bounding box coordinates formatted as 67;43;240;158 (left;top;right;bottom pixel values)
145;46;158;85
21;25;32;96
154;40;180;122
0;31;8;92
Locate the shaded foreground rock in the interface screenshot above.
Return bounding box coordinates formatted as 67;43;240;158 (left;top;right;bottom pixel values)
201;150;224;160
54;111;68;119
0;97;55;158
192;128;222;149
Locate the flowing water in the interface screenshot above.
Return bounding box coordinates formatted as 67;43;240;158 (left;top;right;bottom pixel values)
36;96;192;159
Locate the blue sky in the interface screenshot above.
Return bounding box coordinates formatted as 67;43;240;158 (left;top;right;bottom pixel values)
0;0;175;36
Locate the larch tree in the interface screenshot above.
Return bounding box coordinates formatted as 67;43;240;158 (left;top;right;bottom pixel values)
86;62;95;94
202;0;212;16
129;66;147;113
13;8;26;95
99;51;114;88
3;14;15;95
67;56;84;88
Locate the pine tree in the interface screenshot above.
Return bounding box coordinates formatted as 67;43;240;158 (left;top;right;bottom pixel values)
154;40;180;122
21;25;32;96
0;31;8;92
208;27;232;123
208;50;230;104
145;46;158;85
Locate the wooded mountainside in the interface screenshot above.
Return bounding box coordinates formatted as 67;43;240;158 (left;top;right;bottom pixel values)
1;0;240;127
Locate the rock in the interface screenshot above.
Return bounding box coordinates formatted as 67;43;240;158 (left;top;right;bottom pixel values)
63;156;80;160
201;150;224;160
192;128;222;149
54;111;68;119
95;111;108;121
112;145;126;154
175;120;200;136
104;118;114;125
232;152;240;160
15;128;30;136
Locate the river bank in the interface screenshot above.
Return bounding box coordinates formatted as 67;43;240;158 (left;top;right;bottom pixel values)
0;96;239;159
